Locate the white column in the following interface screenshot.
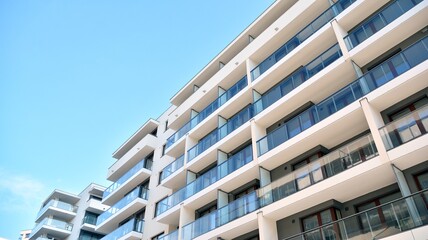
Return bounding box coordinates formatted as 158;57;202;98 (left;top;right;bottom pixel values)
257;211;278;240
359;98;389;162
178;204;195;240
331;19;350;60
251;119;267;161
184;134;198;168
246;58;257;84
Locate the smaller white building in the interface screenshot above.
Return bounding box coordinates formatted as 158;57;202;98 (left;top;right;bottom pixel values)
29;183;108;240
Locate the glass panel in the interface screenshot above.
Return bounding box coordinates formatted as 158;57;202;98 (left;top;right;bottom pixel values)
156;145;253;216
188;105;253;161
345;0;421;50
103;157;152;199
166;76;247;148
380;104;428;150
251;0;355;80
258;36;428;156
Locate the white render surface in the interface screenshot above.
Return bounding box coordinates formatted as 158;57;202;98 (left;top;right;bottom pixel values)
98;0;428;239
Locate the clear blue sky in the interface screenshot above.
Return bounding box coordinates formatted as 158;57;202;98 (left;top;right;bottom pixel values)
0;1;274;239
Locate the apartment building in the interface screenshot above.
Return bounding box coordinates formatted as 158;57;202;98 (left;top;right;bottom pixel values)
19;230;31;240
29;183;108;240
96;0;428;239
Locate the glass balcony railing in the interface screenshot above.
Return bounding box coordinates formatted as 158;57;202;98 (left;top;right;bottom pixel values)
257;134;377;207
155;145;253;217
82;213;98;225
345;0;422;50
178;134;382;239
257;36;428;156
166;76;248;149
36;199;77;220
100;218;144;240
182;191;259;240
158;230;179;240
380;104;428;150
284;189;428;240
160;154;185;183
103;157;152;200
251;0;356;80
30;218;73;238
254;43;342;114
188;104;254;161
97;187;149;226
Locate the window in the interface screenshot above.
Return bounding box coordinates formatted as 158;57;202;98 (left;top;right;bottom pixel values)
152;232;164;240
356;191;408;233
387;97;428;144
301;208;341;240
150;127;158;137
164;120;168;132
83;211;99;225
415;171;428;190
162;144;166;156
88;195;102;201
79;230;104;240
293;152;324;190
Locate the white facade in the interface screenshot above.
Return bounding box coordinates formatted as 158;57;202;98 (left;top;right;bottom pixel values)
29;183;108;240
98;0;428;240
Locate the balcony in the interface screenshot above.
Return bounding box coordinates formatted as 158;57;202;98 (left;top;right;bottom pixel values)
87;198;108;214
35;199;77;223
345;0;423;50
188;104;254;161
251;0;356;81
102;157;152;205
29;218;72;240
284;189;428;240
160;154;185;188
96;187;148;233
158;230;178;240
257;134;378;207
166;76;248;150
100;218;144;240
107;133;157;181
156;145;253;219
257;36;428;157
81;213;97;231
182;191;259;240
380;104;428;150
254;43;342;115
